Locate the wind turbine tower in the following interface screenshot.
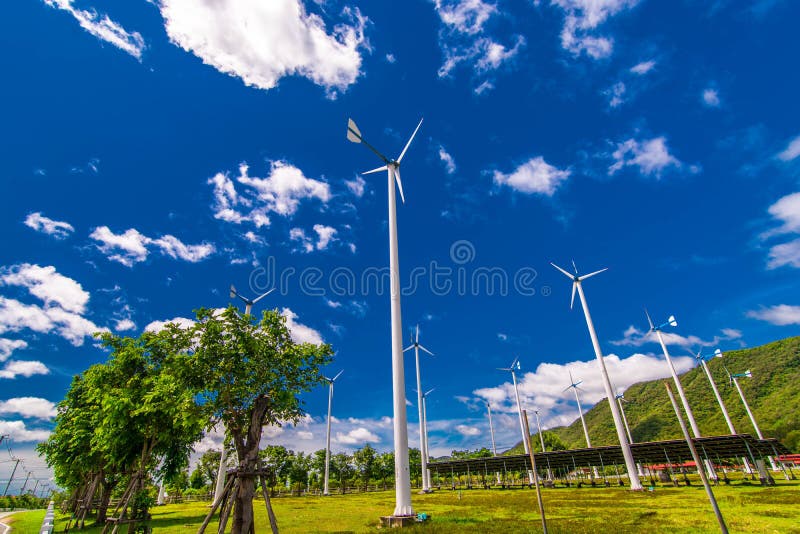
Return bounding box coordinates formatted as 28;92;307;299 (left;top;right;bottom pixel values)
565;371;592;448
420;387;435;491
323;370;343;496
486;403;497;456
551;261;643;490
404;325;434;493
498;357;531;457
347;117;423;518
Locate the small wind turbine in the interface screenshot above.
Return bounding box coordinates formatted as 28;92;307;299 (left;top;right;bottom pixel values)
230;284;274;316
404;325;434;493
347;116;423;518
615;392;634;444
498;357;531;457
420;387;435;491
486;402;497;456
551;261;643;490
322;370;343;496
533;409;553;481
565;371;592;448
694;349;736;435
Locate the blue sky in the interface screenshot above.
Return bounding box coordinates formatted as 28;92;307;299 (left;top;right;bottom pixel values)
1;0;799;490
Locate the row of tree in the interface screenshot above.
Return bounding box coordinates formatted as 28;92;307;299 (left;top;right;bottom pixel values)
38;307;333;534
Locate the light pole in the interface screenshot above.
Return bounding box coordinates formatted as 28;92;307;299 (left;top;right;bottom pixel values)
552;262;643;490
3;458;20;496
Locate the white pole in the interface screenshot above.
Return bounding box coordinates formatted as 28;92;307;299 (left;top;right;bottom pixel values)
414;344;428;492
511;370;531;456
324;379;334;496
700;360;736;434
387;165;413;517
157;481;165;505
732;377;761;439
654;329;702;438
573;387;592;448
617;397;633;444
421;395;431;490
575;282;643;490
487;404;497;456
534;410;546;453
214;432;228;502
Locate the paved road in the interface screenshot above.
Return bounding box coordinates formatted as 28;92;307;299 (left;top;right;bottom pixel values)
0;511;16;534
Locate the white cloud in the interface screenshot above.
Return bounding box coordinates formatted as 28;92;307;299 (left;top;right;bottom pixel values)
335;427;380;445
747;304;800;326
438;146;457;174
90;226;215;266
455;424;481;436
144;316;195;333
433;0;497;34
0;339;27;362
290;225;338;252
605;81;626;107
760;192;800;269
0;360;50;380
281;308;323;344
473;80;494;95
610;324;742;349
115;318;136;331
493;156;570;196
0;263;89;313
209;162;330;228
385;53;396;63
0;419;51;442
159;0;367;94
0;397;57;419
296;431;314;440
609;136;682;177
345;176;366;197
777;135;800;162
23;212;74;239
702;88;721;107
551;0;639;59
474;351;693;431
630;60;655;74
438;36;525;78
43;0;145;59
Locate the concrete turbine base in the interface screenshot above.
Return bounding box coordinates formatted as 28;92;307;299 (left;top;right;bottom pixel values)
380;515;418;528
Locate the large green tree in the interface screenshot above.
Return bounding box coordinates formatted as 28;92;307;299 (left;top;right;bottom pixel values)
182;307;333;534
352;444;377;491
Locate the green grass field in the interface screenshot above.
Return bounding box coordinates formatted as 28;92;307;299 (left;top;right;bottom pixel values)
9;480;800;533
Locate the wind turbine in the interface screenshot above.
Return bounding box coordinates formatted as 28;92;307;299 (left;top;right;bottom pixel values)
322;370;344;496
347;116;423;518
565;371;592;448
420;387;435;491
498;357;530;457
533;409;553;481
404;325;434;493
486;403;498;456
230;284;274;316
551;261;643;490
694;349;736;435
615;392;633;444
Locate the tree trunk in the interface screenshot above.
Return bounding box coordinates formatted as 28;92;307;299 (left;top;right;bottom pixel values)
230;395;271;534
95;478;115;525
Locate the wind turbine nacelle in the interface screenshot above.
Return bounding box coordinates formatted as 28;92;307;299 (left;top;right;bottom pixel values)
744;370;752;378
230;285;237;298
667;315;677;327
714;348;723;358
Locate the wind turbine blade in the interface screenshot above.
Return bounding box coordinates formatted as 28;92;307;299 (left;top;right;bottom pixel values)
363;165;388;175
575;380;583;387
397;118;423;163
347;118;362;143
497;367;510;372
425;387;435;396
252;288;275;304
570;282;577;309
333;370;344;382
416;324;419;344
510;356;519;369
550;263;574;279
419;345;434;356
403;345;415;352
563;385;573;392
394;168;406;204
578;268;608;281
230;285;237;299
571;260;578;274
644;308;655;330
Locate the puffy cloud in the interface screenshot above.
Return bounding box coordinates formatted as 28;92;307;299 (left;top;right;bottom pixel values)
776;135;800;162
345;176;366;197
438;146;457;175
605;81;626;108
608;136;682;177
335;427;380;445
159;0;367;94
144;316;195;333
747;304;800;326
43;0;145;59
702;88;721;107
610;324;742;349
455;425;481;436
767;239;800;269
0;360;50;379
0;339;27;362
493;156;570;196
433;0;497;34
0;420;51;442
760;192;800;269
551;0;639;59
281;308;323;344
0;263;89;313
289;225;338;252
0;397;57;419
630;60;655;74
89;226;214;267
115;318;136;331
23;212;74;239
209;162;330;228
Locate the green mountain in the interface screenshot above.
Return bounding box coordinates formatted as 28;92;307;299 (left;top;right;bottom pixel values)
507;336;800;455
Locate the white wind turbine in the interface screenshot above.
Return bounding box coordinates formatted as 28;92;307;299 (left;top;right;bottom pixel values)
551;261;643;490
533;409;554;481
565;371;592;448
347;116;423;518
486;402;498;456
419;387;435;491
694;349;736;435
497;357;531;458
322;370;344;496
615;391;633;444
230;284;274;316
404;325;434;493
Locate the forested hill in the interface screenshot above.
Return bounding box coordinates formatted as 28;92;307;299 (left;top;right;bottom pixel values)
507;336;800;455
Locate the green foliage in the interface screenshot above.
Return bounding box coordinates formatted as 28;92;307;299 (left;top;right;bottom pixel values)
189;468;206;490
507;336;800;454
352;444;377;490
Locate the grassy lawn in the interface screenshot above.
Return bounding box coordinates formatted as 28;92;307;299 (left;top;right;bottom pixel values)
10;480;800;533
